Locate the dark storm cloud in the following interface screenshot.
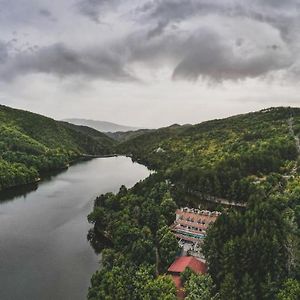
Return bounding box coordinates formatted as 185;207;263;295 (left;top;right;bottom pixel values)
124;25;293;82
1;0;299;83
0;43;134;81
137;0;299;38
172;29;292;81
132;0;299;81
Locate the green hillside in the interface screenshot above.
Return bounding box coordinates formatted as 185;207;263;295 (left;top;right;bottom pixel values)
105;128;153;142
0;105;115;191
118;107;300;203
88;107;300;299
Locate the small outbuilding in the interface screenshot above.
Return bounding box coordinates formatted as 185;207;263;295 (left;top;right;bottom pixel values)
167;256;207;298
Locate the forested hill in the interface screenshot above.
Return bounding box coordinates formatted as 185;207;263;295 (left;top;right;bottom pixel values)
118;107;300;203
88;106;300;299
105;128;154;142
0;105;115;191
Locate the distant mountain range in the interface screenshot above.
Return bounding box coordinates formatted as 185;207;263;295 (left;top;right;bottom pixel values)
63;118;140;133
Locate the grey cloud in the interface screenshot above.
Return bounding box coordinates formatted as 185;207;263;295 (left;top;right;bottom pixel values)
124;24;293;82
138;0;300;41
38;8;56;22
171;29;292;82
0;21;294;83
147;21;168;39
0;42;8;63
0;1;50;26
137;0;227;28
130;0;299;81
0;43;134;81
39;9;52;17
76;0;120;22
1;0;299;84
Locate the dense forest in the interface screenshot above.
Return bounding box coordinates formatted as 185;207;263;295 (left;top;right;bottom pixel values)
88;107;300;299
105;128;153;142
118;107;300;203
0;105;115;191
87;174;180;300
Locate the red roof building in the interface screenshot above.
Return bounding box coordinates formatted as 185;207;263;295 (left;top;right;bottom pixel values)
167;256;207;299
168;256;207;274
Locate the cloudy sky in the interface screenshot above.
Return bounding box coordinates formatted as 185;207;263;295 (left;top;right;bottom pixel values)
0;0;300;127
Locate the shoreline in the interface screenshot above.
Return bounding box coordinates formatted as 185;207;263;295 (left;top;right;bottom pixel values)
0;154;119;196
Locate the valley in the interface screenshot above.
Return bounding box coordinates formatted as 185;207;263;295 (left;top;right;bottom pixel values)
1;105;299;299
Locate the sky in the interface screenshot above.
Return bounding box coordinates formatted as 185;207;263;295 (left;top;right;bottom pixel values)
0;0;300;128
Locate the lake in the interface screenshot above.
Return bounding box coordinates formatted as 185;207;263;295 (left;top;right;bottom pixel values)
0;157;150;300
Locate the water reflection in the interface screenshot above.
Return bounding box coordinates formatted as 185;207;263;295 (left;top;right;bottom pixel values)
0;183;38;202
0;157;150;300
0;167;70;202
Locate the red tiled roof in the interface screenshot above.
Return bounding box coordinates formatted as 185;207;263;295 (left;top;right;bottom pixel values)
175;209;218;223
175;220;209;230
168;256;207;274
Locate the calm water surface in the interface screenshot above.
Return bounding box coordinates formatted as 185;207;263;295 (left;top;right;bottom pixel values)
0;157;150;300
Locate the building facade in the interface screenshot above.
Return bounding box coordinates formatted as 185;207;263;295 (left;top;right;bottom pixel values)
171;207;221;243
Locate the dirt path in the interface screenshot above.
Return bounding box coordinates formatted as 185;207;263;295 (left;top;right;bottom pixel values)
188;189;246;207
